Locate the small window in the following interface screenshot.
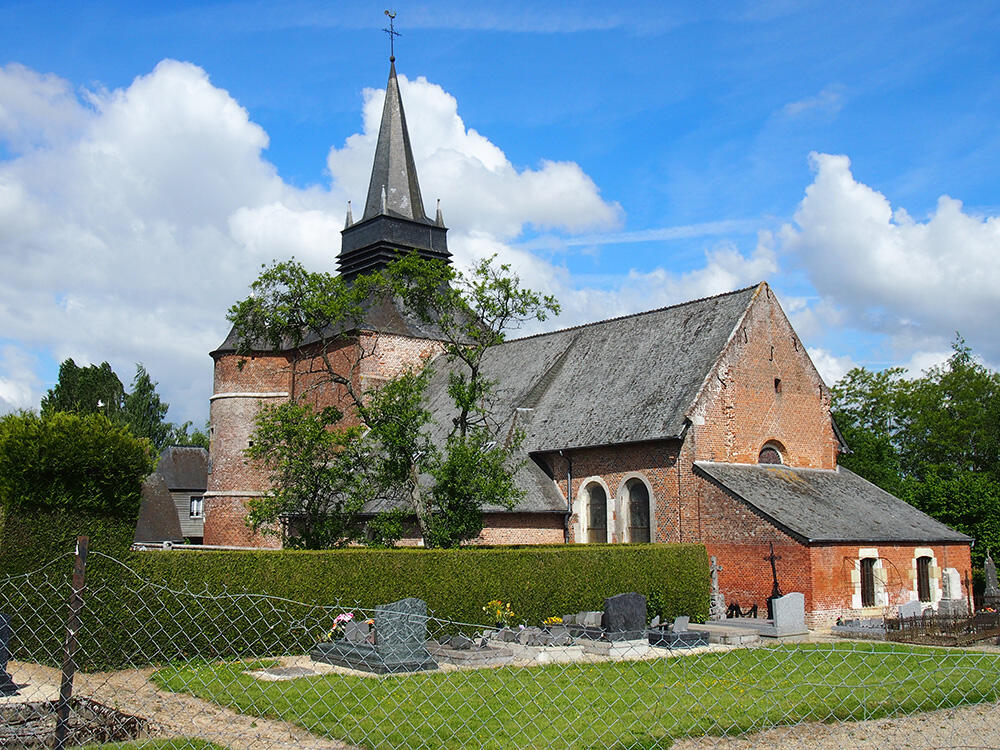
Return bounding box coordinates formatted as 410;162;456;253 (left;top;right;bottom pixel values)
774;377;782;393
917;556;932;602
861;558;876;607
586;484;607;544
758;446;782;464
190;496;204;519
627;480;651;543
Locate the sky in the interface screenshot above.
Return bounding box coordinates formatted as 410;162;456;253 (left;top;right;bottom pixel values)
1;0;999;424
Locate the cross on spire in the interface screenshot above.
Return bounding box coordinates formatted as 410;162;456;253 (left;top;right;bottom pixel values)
383;10;400;61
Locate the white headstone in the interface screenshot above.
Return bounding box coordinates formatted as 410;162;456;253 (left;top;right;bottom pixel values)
771;592;807;636
942;567;961;600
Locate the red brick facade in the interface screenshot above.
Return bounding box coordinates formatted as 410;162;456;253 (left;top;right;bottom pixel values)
205;283;972;624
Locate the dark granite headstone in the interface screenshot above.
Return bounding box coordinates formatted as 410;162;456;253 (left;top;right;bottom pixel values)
601;592;646;641
310;598;436;674
0;614;19;696
342;620;368;644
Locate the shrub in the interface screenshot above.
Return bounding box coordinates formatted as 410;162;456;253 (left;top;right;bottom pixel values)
1;542;708;670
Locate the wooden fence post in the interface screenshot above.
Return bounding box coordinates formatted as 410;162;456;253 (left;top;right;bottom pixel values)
54;535;88;750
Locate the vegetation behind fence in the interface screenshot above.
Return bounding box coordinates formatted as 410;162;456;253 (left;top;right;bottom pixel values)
0;540;708;670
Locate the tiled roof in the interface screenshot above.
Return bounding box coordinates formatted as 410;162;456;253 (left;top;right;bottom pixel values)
694;461;970;544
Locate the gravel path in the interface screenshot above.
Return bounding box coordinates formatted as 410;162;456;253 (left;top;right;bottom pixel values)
4;660;355;750
672;699;1000;749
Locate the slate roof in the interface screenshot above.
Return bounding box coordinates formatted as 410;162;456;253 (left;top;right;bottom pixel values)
212;294;450;355
155;446;209;492
693;461;971;544
360;60;432;225
423;284;759;454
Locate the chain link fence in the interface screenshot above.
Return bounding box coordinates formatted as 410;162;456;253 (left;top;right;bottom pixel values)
1;543;999;750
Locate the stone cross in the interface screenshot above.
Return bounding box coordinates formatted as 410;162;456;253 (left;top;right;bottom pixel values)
709;556;727;621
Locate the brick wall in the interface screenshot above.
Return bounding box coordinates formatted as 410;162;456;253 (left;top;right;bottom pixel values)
205;332;446;547
808;542;973;626
688;284;839;469
539;442;682;545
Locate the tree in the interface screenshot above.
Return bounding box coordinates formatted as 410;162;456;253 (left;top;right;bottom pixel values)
41;359;125;419
244;402;373;549
42;358;208;453
122;364;171;450
166;421;210;450
0;410;155;519
831;336;1000;566
228;253;559;548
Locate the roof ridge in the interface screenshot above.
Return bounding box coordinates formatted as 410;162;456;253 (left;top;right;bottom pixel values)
505;283;761;345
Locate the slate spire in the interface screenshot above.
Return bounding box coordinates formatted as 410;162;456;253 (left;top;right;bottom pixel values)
362;60;428;223
338;58;450;282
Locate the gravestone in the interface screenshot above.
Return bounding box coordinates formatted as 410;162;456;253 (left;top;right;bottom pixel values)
709;556;727;621
601;592;646;641
0;614;19;696
311;598;437;674
984;550;1000;609
343;620;369;644
647;615;708;649
898;600;924;619
942;567;961;601
770;592;807;636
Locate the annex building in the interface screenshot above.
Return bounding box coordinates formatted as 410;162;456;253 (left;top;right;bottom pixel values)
203;58;971;627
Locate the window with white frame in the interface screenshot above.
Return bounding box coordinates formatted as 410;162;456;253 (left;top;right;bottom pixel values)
189;496;204;519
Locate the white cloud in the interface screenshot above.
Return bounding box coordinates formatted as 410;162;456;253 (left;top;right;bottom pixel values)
327;74;623;245
0;345;41;414
1;61;637;422
781;152;1000;364
806;347;857;388
781;85;845;118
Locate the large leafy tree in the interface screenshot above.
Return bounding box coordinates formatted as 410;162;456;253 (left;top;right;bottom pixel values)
832;337;1000;566
41;359;125;419
228;253;559;548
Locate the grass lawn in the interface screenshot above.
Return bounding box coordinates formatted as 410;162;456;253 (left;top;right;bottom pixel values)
153;643;1000;749
83;743;225;750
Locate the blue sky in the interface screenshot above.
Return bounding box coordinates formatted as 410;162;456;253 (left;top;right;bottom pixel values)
2;1;999;423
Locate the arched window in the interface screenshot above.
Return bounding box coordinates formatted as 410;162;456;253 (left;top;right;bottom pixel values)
917;556;932;602
860;558;877;607
758;444;782;464
627;480;651;543
586;484;607;544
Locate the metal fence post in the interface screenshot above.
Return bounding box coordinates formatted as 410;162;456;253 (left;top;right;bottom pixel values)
54;535;89;750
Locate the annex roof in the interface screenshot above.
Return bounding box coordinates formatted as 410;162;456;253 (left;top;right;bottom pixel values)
693;461;971;544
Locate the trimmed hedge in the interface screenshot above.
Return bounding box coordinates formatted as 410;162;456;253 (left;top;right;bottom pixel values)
1;540;708;671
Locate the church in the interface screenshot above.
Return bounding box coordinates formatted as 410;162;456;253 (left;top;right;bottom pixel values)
203;57;972;627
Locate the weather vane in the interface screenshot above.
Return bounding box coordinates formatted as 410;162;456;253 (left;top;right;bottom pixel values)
383;10;400;61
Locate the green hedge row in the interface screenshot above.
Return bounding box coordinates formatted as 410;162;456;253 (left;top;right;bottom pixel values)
1;525;709;671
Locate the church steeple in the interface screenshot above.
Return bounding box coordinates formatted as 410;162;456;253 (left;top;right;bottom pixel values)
338;56;450;282
362;60;428;223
